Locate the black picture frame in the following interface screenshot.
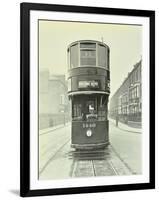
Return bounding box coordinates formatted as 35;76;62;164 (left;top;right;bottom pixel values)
20;2;155;197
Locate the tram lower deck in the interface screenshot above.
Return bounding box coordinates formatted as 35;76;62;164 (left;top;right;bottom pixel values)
71;94;109;149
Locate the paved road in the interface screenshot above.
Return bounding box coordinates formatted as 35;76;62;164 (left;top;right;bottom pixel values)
39;124;71;177
109;120;142;174
39;121;141;180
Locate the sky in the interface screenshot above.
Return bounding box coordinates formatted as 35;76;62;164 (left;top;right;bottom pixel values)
39;20;142;96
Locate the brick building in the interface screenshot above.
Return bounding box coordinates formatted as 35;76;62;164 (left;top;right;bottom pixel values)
39;70;70;129
109;60;142;128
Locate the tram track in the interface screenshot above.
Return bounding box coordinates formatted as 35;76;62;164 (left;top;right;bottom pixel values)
92;160;96;176
109;144;137;175
107;160;119;175
39;137;134;178
70;145;133;177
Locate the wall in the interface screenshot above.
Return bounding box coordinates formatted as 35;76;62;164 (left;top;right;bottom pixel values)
0;0;158;200
39;72;69;129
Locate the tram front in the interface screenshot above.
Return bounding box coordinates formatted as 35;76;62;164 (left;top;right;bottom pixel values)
67;40;110;150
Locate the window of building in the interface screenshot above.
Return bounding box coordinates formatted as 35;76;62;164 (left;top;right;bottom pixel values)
136;70;138;81
136;85;140;98
60;94;65;105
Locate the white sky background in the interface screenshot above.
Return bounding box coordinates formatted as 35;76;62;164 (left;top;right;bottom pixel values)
39;20;142;96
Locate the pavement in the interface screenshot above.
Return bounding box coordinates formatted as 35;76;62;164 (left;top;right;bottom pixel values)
109;118;142;133
109;120;142;174
39;122;70;135
39;124;71;175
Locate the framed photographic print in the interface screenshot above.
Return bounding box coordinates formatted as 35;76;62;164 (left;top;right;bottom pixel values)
20;2;155;197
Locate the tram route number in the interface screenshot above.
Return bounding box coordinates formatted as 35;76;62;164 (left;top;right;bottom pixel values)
83;123;96;128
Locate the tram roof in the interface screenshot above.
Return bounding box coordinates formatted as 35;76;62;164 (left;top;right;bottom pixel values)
67;40;109;49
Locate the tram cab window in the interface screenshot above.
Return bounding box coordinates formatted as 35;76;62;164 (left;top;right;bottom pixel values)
70;44;79;68
72;96;108;121
72;99;97;121
84;101;97;121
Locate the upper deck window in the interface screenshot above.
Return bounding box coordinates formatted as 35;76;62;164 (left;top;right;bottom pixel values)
98;44;107;68
68;42;109;69
80;43;96;49
80;42;96;66
80;49;96;66
70;44;78;68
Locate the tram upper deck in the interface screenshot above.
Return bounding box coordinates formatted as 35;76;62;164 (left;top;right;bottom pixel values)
67;40;110;96
67;40;110;70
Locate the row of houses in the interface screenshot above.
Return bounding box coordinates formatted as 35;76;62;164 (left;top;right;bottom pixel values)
109;60;142;128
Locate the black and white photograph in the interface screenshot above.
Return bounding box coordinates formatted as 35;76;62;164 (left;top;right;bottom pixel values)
39;21;142;180
20;2;155;197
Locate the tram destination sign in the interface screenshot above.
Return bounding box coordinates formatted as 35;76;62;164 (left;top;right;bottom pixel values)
78;80;99;89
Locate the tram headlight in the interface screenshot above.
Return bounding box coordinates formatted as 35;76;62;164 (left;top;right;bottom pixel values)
86;129;92;137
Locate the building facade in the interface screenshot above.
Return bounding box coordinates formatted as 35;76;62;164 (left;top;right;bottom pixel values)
109;60;142;128
39;70;70;130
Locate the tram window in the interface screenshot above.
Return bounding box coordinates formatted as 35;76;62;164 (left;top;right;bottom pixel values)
70;44;79;68
83;100;97;121
98;44;107;68
72;99;97;121
80;50;96;66
73;103;82;121
68;78;71;92
67;48;70;69
72;97;108;121
98;95;107;121
107;49;110;70
80;43;96;49
87;101;96;114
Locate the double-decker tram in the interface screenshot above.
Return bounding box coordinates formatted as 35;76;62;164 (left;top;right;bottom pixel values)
67;40;110;149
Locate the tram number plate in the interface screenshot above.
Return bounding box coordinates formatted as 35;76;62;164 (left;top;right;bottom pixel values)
83;123;96;128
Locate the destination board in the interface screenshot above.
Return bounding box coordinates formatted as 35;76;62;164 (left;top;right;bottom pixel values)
78;80;99;88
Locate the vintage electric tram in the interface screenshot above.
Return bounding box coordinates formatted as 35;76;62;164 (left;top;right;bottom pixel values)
67;40;110;149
